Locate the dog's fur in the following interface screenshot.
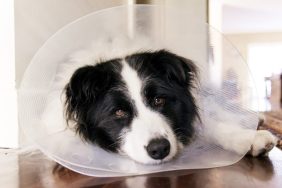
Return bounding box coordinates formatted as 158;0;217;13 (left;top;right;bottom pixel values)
63;49;277;164
64;50;200;164
47;44;277;164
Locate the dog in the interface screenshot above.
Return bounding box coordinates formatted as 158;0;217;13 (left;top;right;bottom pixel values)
60;49;277;165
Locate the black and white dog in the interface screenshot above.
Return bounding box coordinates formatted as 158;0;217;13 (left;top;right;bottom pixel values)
59;49;277;165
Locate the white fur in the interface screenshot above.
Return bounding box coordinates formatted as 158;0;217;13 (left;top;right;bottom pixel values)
198;94;278;157
250;130;278;156
206;123;277;156
120;61;179;164
203;112;278;156
52;36;155;91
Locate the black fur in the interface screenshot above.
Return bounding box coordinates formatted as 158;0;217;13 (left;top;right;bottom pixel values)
126;50;198;144
65;50;198;152
65;59;134;152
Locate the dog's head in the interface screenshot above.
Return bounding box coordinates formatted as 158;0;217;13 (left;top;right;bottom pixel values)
64;50;198;164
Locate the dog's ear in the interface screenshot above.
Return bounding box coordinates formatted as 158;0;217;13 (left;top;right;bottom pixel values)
152;50;198;87
64;65;108;124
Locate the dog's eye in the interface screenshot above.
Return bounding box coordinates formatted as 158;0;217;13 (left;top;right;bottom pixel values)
115;109;128;118
153;97;166;107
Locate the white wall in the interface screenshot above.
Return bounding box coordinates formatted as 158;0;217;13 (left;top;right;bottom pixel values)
0;0;18;148
15;0;128;87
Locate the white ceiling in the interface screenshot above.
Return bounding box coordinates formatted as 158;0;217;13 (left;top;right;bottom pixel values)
220;0;282;33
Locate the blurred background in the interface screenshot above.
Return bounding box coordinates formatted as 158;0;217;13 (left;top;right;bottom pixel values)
209;0;282;112
0;0;281;149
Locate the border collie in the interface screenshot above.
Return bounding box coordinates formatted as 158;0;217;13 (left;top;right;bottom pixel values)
60;49;277;164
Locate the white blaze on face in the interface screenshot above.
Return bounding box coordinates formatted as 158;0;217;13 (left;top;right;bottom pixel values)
120;61;178;164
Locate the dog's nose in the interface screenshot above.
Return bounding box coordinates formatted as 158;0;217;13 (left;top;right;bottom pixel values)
146;138;170;160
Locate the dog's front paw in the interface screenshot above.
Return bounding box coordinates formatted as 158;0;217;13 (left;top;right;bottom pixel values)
249;130;278;157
